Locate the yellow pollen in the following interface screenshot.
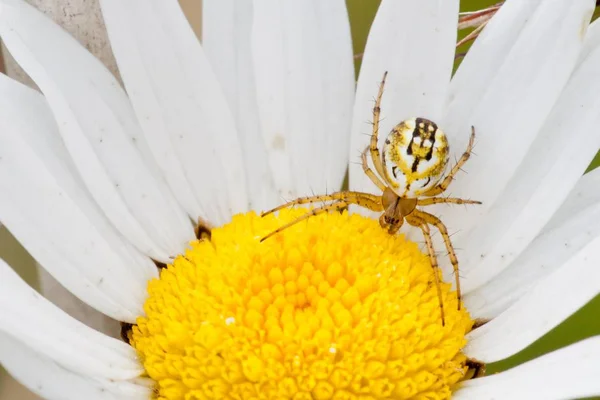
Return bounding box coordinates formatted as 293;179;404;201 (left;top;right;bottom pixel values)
131;209;474;399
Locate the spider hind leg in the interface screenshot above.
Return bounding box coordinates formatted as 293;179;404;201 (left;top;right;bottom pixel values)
362;146;386;191
369;71;389;182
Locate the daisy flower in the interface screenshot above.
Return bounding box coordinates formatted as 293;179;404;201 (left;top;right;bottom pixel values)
1;0;600;399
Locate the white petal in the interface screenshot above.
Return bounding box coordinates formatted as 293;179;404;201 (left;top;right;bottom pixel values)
466;168;600;318
38;269;121;337
0;74;155;321
349;0;459;195
548;156;600;230
252;0;356;198
0;332;152;400
202;0;278;211
455;16;600;293
465;234;600;362
0;0;194;262
437;0;594;245
250;3;293;200
442;0;543;141
0;260;142;380
455;337;600;400
579;17;600;62
311;1;355;193
100;0;248;224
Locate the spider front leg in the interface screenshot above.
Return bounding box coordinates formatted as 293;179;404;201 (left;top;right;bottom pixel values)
424;126;476;197
410;209;463;311
417;197;481;206
406;214;446;326
261;201;350;242
261;191;383;217
260;191;384;241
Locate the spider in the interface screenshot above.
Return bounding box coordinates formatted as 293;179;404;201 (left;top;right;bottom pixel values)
260;71;480;325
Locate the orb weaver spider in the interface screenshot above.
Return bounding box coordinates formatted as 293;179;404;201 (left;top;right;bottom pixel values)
261;71;480;325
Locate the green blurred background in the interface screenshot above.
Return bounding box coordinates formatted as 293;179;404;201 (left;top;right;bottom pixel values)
346;0;600;390
1;0;599;398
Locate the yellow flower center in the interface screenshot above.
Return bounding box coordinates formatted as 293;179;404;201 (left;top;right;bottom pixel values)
131;209;473;399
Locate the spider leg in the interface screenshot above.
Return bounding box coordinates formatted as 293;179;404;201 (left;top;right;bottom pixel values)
260;201;349;242
405;214;445;326
261;191;383;217
369;71;389;182
417;197;481;206
261;192;385;241
424;126;476;196
362;146;386;191
411;209;462;311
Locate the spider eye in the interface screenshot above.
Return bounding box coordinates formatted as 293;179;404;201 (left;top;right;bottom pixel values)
382;117;449;197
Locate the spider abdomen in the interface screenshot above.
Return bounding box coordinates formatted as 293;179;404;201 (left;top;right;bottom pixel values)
382;117;449;197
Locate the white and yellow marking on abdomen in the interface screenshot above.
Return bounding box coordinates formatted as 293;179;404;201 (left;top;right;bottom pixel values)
382;117;450;197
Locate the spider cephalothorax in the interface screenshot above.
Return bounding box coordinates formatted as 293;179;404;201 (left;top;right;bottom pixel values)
261;72;480;325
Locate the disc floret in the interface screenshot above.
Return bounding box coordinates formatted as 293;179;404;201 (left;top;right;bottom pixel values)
131;210;473;399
